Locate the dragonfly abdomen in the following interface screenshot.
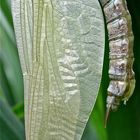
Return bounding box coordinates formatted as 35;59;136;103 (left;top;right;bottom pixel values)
100;0;135;126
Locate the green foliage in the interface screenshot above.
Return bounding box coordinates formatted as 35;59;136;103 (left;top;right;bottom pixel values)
0;0;140;140
0;0;25;139
0;98;25;140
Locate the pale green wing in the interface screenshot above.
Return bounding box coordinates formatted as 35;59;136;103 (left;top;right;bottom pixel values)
12;0;105;140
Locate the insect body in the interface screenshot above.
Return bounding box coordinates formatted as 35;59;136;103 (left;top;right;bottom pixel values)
100;0;135;126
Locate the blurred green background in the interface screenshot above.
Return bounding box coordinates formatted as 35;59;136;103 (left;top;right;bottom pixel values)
0;0;140;140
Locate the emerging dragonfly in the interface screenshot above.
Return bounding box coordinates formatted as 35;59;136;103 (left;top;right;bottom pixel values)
100;0;135;127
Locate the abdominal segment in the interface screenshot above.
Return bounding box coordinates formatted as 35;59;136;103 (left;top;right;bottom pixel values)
100;0;135;112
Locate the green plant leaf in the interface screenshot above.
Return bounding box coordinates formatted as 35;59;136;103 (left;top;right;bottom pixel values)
0;9;24;105
12;0;105;139
12;102;24;120
0;99;25;140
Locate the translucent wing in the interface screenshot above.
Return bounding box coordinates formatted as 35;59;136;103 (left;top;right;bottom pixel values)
12;0;105;139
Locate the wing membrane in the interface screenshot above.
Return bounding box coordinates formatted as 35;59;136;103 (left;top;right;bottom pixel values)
12;0;105;139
